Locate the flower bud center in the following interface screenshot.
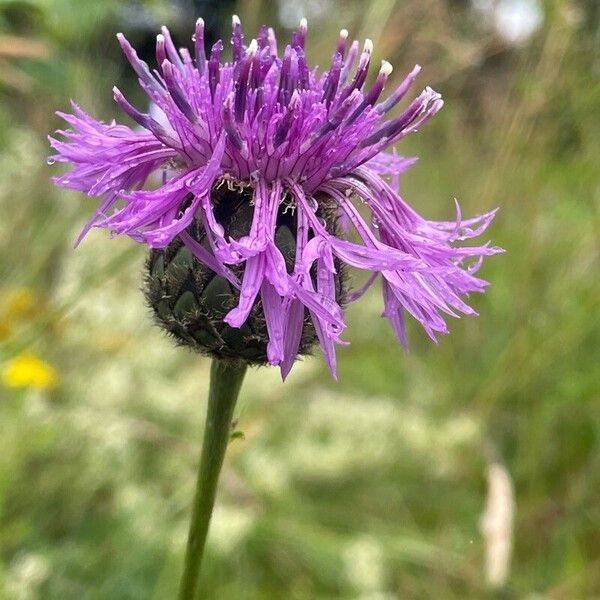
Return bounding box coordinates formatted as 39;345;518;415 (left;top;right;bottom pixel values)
144;179;346;364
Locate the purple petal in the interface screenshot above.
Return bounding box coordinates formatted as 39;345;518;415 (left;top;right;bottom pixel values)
261;280;285;365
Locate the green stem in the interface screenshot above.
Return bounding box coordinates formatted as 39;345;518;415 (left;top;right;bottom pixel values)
178;359;247;600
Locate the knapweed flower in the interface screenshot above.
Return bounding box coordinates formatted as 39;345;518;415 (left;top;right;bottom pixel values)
49;16;501;378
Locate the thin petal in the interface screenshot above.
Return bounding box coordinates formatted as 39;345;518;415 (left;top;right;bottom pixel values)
261;280;285;365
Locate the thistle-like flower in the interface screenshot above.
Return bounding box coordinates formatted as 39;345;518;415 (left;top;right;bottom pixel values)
49;16;501;378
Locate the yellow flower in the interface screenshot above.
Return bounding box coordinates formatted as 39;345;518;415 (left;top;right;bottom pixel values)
4;288;36;318
2;353;58;389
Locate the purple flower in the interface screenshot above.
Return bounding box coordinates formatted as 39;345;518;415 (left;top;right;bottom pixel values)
49;16;502;379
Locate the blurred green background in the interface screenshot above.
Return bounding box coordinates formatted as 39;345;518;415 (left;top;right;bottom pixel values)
0;0;598;598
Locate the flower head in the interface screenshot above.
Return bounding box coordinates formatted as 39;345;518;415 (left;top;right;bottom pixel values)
2;353;58;389
49;16;501;378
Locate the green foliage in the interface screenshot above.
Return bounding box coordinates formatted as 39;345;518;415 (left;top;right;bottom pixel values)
0;0;598;598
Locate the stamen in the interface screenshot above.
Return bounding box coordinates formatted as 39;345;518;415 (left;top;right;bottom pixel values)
313;89;360;140
352;39;373;91
345;60;393;124
162;60;197;122
339;39;359;86
375;64;421;114
274;92;300;146
208;40;223;100
160;26;184;69
321;52;343;107
267;27;278;56
257;25;269;50
335;39;372;109
277;45;295;106
156;34;166;68
362;87;443;147
194;18;206;74
223;95;246;151
179;47;193;65
251;51;268;111
231;14;243;63
336;29;349;57
116;33;162;91
296;17;308;50
297;48;309;89
112;86;176;145
234;39;258;122
249;50;262;89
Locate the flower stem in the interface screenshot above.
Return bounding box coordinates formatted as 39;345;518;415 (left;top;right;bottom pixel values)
178;359;247;600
